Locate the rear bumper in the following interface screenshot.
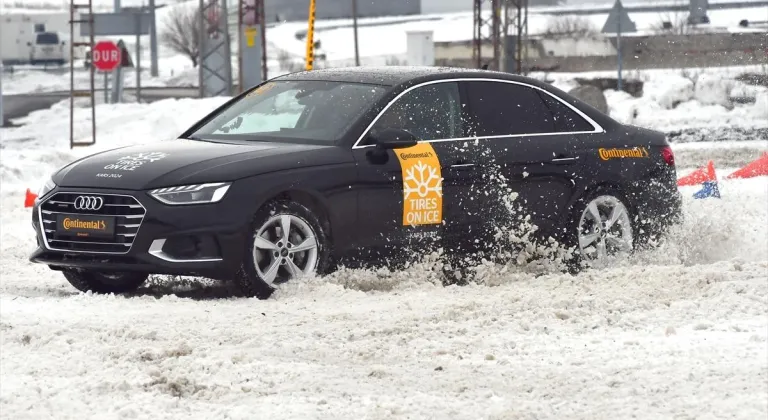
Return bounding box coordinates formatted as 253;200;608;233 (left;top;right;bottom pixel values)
29;187;252;280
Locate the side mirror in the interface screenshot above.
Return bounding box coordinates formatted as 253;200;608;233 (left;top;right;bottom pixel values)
372;128;419;150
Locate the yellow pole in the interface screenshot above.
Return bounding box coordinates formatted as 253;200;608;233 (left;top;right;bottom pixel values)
305;0;316;71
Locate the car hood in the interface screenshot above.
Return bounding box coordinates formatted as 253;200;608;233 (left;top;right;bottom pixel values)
53;139;351;190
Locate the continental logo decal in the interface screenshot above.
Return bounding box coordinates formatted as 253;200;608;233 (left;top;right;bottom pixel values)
399;151;434;160
599;147;649;160
396;142;443;226
62;217;107;231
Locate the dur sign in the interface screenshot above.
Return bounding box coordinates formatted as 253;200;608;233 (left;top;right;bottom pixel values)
92;41;122;72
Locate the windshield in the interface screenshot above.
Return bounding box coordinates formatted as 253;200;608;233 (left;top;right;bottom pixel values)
188;80;388;144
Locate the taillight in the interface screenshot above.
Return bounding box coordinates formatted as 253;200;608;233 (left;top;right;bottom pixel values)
661;146;675;166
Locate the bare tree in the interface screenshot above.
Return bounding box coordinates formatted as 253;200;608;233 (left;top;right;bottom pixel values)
542;16;598;39
161;5;201;67
652;0;692;35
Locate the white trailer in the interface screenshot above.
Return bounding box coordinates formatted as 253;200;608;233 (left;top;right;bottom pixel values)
0;13;84;65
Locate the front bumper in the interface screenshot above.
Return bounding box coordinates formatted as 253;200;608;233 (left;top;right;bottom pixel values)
29;187;251;280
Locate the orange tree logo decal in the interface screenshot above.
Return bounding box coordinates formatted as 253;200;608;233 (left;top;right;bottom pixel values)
396;142;443;226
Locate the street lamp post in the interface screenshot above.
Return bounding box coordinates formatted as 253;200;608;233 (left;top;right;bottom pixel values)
352;0;360;66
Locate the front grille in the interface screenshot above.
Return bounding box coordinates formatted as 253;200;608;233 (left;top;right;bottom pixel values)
39;192;146;254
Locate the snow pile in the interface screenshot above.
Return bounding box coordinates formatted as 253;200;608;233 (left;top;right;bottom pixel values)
637;177;768;264
650;74;695;110
538;65;768;132
603;86;767;132
694;73;737;110
0;96;229;191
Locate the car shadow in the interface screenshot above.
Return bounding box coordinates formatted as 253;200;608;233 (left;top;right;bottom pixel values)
125;276;247;301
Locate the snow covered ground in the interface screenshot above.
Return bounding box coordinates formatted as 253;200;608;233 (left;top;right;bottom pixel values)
268;6;768;69
1;69;767;418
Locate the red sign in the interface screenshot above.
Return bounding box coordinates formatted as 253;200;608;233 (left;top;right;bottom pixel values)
92;41;121;72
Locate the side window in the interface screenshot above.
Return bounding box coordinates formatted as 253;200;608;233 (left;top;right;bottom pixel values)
465;81;555;136
536;91;596;132
369;82;464;141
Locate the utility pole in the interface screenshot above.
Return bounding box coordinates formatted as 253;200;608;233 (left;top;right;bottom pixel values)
352;0;360;66
238;0;267;92
198;0;233;97
472;0;501;71
149;0;158;77
0;63;4;128
600;0;636;93
617;8;623;92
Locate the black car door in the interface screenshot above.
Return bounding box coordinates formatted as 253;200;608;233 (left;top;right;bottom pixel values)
351;81;482;259
462;80;598;240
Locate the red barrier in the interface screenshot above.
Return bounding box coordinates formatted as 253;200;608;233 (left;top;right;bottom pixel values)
677;160;716;187
726;152;768;180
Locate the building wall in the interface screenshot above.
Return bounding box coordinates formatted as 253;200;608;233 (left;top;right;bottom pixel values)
434;32;768;72
420;0;470;14
264;0;421;23
420;0;563;14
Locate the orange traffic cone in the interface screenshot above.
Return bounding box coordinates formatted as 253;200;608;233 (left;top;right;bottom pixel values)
726;152;768;180
677;160;717;187
24;188;38;208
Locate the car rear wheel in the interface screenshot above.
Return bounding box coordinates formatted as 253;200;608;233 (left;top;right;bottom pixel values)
62;269;148;294
235;201;330;299
568;190;635;269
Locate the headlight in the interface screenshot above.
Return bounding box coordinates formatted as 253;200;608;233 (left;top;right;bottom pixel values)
37;178;56;200
149;182;231;205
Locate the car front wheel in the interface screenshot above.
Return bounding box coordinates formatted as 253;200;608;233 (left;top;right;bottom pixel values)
235;201;330;299
62;269;148;294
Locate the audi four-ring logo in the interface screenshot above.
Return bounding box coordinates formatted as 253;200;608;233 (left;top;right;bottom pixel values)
73;196;104;211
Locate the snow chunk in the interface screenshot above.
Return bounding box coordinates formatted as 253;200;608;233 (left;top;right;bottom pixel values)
694;74;736;110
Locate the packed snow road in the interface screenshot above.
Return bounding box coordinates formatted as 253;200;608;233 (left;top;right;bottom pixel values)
0;176;766;419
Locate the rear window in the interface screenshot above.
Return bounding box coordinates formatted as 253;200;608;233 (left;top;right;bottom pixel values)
536;91;595;132
36;32;59;45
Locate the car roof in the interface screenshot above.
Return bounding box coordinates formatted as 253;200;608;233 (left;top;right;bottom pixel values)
272;65;538;87
270;66;618;130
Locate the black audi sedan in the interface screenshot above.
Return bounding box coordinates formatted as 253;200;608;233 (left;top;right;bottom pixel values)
30;66;682;298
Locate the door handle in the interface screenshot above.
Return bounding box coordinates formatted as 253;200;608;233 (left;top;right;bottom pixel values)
449;163;475;169
551;155;579;164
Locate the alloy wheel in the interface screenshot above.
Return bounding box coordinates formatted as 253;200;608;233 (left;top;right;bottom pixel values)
252;214;319;285
577;195;633;265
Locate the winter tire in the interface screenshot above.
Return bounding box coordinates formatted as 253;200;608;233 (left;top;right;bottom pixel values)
566;188;635;270
235;201;330;299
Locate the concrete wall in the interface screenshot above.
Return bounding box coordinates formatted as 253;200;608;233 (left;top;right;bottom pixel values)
434;32;768;72
421;0;562;14
264;0;420;23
